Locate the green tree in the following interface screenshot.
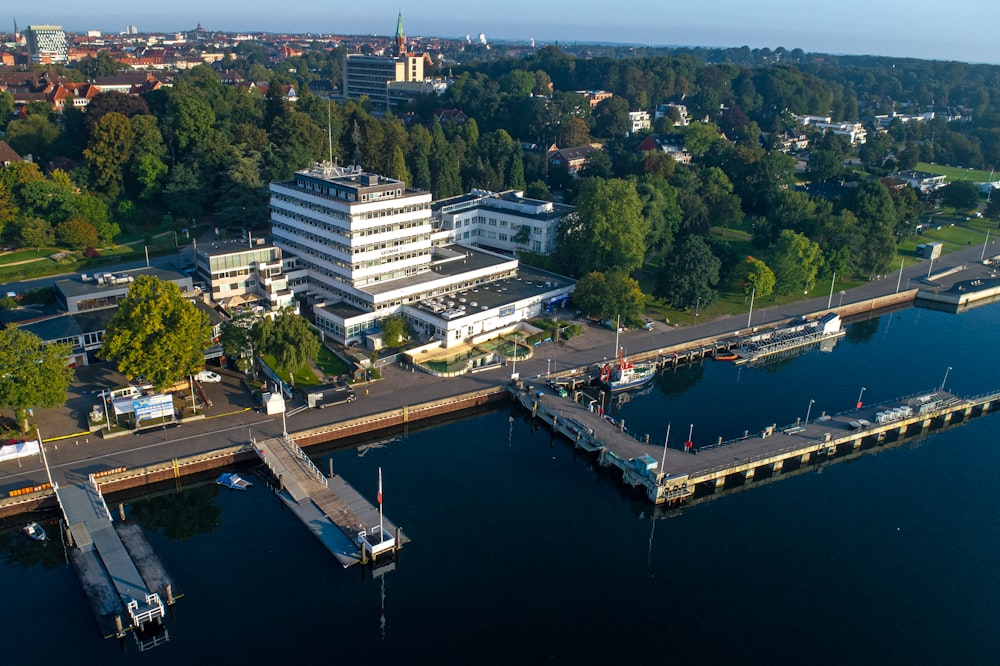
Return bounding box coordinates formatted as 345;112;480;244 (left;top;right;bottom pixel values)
571;270;645;322
768;229;823;295
18;217;55;250
655;234;721;309
101;276;211;390
381;316;408;347
592;96;631;138
219;312;258;374
844;179;898;276
84;111;134;200
55;217;99;250
738;255;776;298
254;308;320;377
4;114;60;164
555;178;648;277
0;328;74;432
938;180;981;211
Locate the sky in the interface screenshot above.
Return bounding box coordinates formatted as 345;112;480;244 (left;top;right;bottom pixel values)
16;0;1000;64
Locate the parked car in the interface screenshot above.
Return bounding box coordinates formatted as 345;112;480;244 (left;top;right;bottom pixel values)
195;370;222;383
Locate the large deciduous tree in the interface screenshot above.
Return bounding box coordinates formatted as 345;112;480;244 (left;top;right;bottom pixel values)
571;270;645;323
84;111;134;200
253;308;320;378
655;235;721;309
100;276;211;390
0;329;74;432
738;256;776;299
768;229;823;295
555;178;648;277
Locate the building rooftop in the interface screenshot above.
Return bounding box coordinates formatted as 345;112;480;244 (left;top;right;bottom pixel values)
197;238;277;257
361;245;514;297
56;267;187;299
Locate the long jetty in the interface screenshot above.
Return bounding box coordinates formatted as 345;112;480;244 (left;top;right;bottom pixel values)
253;435;407;566
55;473;177;642
512;383;1000;505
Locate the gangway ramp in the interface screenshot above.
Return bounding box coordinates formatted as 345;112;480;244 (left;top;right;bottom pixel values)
56;477;165;633
254;436;408;567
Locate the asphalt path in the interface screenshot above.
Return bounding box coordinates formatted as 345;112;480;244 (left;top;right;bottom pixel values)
2;238;998;495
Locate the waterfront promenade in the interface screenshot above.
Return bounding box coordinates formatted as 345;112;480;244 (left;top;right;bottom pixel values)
2;240;998;509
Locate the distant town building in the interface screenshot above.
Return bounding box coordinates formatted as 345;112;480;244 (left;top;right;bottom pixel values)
342;13;431;114
636;134;692;164
628;110;651;134
25;25;68;64
794;114;867;145
575;90;613;108
547;145;596;175
889;170;948;193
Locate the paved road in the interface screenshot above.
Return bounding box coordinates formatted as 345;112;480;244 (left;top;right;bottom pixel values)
3;238;997;496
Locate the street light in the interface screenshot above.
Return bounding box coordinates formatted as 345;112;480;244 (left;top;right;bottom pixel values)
940;366;952;392
857;387;866;410
695;296;701;317
839;290;846;307
547;358;552;376
805;399;815;425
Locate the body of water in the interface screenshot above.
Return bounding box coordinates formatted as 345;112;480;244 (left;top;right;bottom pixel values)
3;304;1000;664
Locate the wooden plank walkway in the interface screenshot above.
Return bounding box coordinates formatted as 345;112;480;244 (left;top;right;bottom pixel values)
255;436;407;567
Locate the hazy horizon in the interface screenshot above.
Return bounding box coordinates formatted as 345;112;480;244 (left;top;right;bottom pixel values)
14;1;1000;65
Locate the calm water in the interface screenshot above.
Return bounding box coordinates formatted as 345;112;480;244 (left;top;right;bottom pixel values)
4;304;1000;664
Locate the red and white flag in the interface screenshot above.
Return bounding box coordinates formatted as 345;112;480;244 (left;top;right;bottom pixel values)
377;467;383;505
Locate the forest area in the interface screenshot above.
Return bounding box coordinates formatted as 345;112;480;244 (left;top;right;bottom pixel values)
3;42;1000;322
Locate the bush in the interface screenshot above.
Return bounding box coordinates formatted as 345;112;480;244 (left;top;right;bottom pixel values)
84;246;101;258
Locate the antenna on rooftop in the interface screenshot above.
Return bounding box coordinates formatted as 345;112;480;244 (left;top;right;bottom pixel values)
327;100;334;165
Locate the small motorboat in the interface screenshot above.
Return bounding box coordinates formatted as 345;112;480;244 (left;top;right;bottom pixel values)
23;521;47;541
216;473;252;491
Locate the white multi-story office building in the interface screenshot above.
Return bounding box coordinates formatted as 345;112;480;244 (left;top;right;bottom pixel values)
25;25;68;64
193;239;300;311
269;164;574;347
433;190;573;256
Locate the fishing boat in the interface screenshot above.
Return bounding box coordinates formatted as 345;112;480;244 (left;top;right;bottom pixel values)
23;521;47;541
599;348;657;392
216;473;252;491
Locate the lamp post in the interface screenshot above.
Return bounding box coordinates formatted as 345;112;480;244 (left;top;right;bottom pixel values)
940;366;952;392
857;387;866;410
747;287;755;329
805;399;815;425
547;358;551;376
695;296;701;317
981;230;991;262
839;290;846;307
827;272;836;308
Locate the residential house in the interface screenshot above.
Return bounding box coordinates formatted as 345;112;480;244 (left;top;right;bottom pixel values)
636;134;692;164
547;145;596;175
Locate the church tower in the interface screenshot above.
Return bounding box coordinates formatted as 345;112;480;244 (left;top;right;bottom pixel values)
394;11;406;57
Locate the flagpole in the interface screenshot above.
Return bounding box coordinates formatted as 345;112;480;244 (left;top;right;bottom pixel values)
660;423;671;471
378;467;384;543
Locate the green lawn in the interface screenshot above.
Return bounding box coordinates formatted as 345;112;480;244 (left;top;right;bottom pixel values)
261;353;321;387
316;344;351;378
916;162;992;182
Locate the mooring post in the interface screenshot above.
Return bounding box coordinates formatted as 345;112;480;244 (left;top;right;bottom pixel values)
118;502;125;521
360;543;368;565
395;526;401;552
278;474;284;492
328;458;334;478
114;615;124;637
166;584;174;605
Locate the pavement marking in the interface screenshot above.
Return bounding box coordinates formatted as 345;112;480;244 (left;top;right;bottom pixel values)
206;407;254;419
43;431;92;443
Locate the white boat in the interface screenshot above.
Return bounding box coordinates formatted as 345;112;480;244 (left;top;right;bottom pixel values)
216;473;253;491
23;521;47;541
599;348;657;392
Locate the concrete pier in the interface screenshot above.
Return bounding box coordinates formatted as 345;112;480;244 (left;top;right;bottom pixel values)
513;384;1000;505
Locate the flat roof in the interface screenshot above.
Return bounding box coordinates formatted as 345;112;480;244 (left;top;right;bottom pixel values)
56;267;187;299
197;238;278;257
361;245;515;297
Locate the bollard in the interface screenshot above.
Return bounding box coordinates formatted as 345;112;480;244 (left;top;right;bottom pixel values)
328;458;334;478
395;526;401;553
166;584;174;605
278;474;284;492
115;615;124;636
118;502;125;521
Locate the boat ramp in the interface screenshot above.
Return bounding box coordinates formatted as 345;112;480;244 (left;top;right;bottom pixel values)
55;472;177;644
253;435;407;566
512;384;1000;505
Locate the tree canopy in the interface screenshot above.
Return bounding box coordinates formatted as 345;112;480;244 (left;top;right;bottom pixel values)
100;276;211;389
253;307;320;378
555;178;648;277
0;328;74;431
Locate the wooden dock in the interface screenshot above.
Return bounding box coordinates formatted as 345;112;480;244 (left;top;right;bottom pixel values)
254;435;407;567
512;384;1000;505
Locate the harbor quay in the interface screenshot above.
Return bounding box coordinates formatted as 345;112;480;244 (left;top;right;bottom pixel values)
512;383;1000;505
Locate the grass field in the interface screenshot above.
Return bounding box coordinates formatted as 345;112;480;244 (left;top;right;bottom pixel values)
262;353;321;388
916;162;992;182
